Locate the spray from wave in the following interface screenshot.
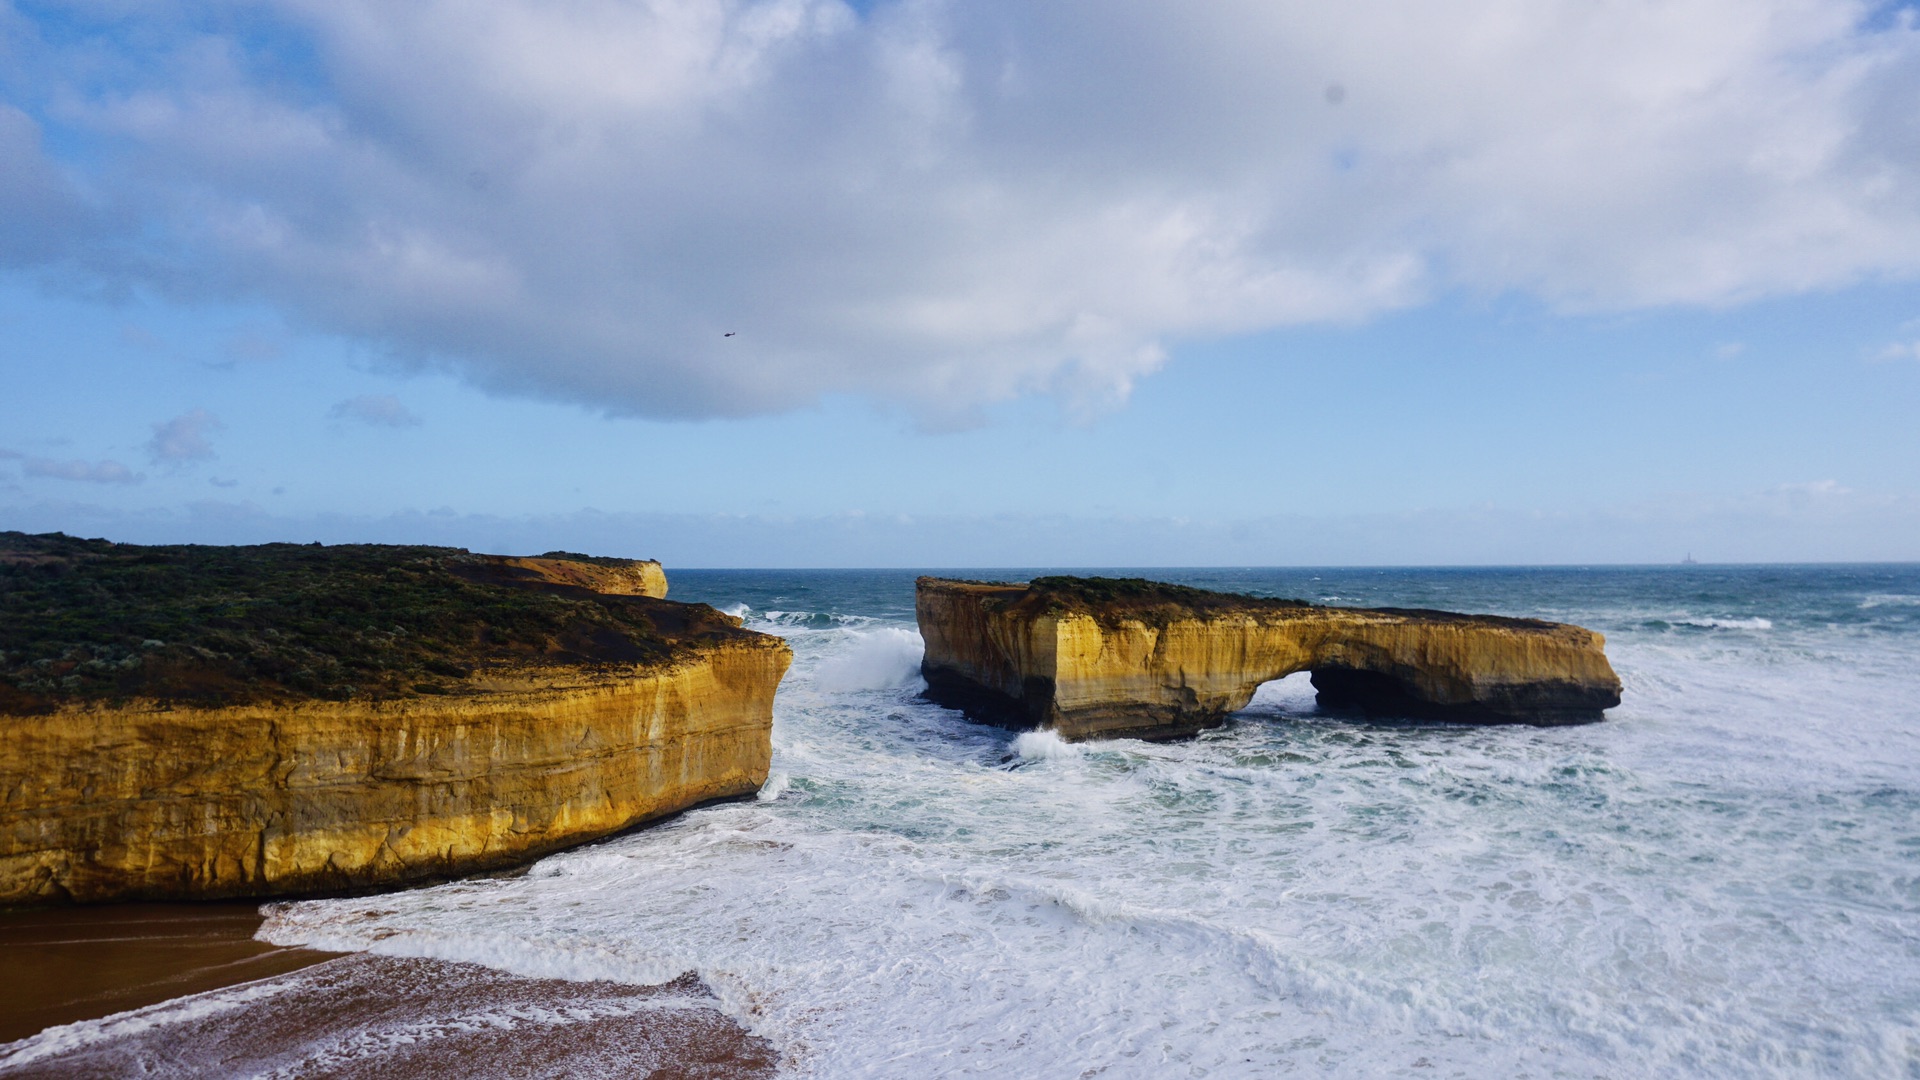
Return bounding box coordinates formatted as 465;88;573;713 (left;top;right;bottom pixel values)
811;627;924;693
1011;730;1082;761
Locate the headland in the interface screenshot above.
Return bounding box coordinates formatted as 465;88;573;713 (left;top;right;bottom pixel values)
0;532;790;905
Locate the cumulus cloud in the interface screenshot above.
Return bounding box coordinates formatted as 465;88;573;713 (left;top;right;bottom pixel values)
330;394;421;427
146;409;223;464
6;1;1920;418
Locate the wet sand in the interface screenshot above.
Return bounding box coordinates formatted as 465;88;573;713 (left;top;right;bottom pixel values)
0;907;779;1078
0;902;338;1044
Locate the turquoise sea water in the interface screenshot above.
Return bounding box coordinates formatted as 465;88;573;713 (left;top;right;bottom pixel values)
15;566;1920;1077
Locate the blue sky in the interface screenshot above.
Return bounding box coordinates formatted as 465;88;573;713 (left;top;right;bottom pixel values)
3;1;1918;565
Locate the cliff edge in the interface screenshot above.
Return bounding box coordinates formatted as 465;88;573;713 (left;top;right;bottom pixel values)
918;576;1621;741
0;533;787;905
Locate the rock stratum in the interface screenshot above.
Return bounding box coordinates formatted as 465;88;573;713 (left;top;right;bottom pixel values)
918;576;1621;741
0;533;788;905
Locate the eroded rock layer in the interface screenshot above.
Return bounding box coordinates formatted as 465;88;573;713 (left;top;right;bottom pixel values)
918;577;1621;741
0;535;787;905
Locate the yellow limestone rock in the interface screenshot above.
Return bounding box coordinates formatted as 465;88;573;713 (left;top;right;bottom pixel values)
0;544;785;905
1;647;785;905
918;577;1621;741
485;553;669;598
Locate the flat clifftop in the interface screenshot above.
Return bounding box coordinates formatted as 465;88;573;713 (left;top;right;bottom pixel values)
918;575;1622;740
0;532;693;714
941;575;1561;632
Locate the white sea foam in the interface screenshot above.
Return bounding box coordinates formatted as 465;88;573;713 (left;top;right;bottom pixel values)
754;609;880;633
1010;729;1081;760
1674;615;1774;629
189;574;1920;1076
757;770;791;802
1861;593;1920;608
2;952;742;1079
0;970;301;1069
810;627;924;693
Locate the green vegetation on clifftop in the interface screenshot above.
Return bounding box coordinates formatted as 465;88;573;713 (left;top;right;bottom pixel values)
0;533;718;713
1024;576;1312;625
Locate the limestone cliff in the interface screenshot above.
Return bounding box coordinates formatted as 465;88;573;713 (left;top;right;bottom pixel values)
918;576;1621;741
0;534;787;905
486;552;669;598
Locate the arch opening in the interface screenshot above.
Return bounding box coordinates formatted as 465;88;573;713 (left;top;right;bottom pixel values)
1236;671;1317;719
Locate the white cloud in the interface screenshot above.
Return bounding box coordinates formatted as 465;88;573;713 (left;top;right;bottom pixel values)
2;449;142;485
1771;478;1852;498
22;457;141;484
146;409;223;464
8;0;1920;418
330;394;422;427
1874;340;1920;361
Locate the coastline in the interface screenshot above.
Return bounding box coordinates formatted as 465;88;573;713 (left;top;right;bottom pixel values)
0;903;779;1078
0;901;338;1045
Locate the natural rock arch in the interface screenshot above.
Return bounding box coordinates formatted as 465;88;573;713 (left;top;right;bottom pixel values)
916;577;1622;741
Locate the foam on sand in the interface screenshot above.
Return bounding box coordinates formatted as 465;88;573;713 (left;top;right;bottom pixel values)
0;955;775;1080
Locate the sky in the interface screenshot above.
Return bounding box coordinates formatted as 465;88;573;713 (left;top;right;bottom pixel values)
2;0;1918;566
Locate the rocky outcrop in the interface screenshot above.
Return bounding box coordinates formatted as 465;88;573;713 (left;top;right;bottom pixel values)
918;577;1621;741
482;553;669;598
0;536;787;905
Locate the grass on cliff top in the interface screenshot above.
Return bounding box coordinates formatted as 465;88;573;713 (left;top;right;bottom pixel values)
531;550;655;567
1019;575;1558;631
0;532;708;714
1023;576;1313;623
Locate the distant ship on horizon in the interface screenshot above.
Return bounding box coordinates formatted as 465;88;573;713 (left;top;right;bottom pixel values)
1681;553;1698;565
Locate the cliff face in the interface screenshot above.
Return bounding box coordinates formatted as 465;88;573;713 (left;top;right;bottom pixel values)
918;577;1621;741
0;535;787;905
1;643;785;905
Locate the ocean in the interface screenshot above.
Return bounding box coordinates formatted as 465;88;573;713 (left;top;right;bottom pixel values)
12;566;1920;1077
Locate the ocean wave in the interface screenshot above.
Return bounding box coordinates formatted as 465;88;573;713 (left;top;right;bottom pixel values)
1652;615;1775;631
757;770;792;802
811;627;924;693
1860;593;1920;609
741;609;883;634
1011;729;1082;761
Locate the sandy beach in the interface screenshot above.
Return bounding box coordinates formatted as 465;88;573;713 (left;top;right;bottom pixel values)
0;902;337;1045
0;904;777;1079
